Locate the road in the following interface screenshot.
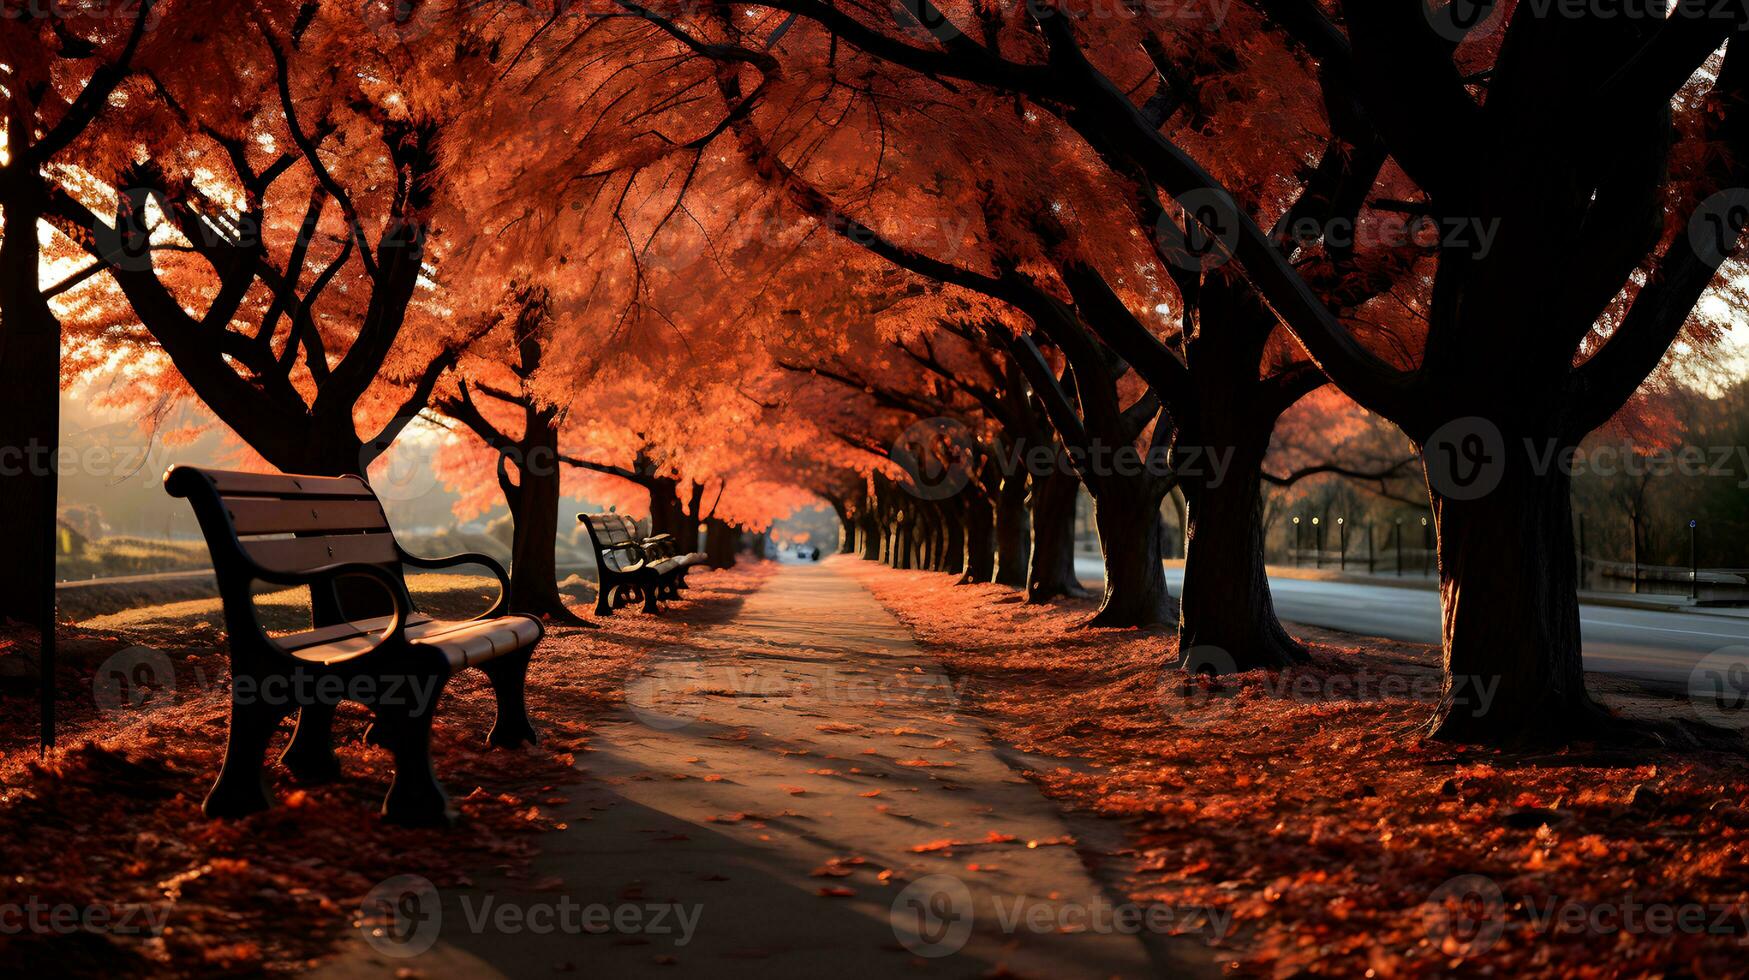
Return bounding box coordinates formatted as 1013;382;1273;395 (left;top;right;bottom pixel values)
1071;558;1749;693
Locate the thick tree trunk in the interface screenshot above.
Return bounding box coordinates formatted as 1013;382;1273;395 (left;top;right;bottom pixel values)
0;177;62;747
942;503;965;575
833;503;857;554
674;482;705;553
993;476;1029;588
502;418;583;624
705;518;739;568
896;515;917;570
1426;461;1596;743
0;178;59;635
1027;469;1086;602
960;495;996;583
913;509;933;570
857;510;881;560
646;478;684;539
1178;443;1306;670
1087;484;1173;627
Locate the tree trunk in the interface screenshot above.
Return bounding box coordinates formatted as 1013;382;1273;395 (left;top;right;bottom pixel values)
960;494;996;583
834;503;857;554
675;482;705;553
916;508;935;571
1027;469;1086;602
705;518;739;569
0;177;59;636
646;478;684;539
1087;484;1173;627
942;503;966;575
1178;443;1306;670
858;510;881;561
502;416;583;623
1425;460;1596;743
0;176;62;748
993;476;1029;588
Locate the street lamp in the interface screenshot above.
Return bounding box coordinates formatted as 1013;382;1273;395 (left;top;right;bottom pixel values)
1312;517;1323;569
1337;517;1347;571
1690;518;1700;600
1292;516;1302;567
1420;516;1431;576
1394;518;1404;577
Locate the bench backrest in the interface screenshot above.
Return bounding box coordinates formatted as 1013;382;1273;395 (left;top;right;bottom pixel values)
580;513;646;573
165;466;402;628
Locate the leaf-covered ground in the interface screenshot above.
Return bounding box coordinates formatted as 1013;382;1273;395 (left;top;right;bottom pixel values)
840;559;1749;978
0;564;770;975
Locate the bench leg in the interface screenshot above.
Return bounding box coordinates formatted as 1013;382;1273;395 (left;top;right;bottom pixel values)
595;582;615;617
642;577;661;614
375;689;454;827
281;701;343;784
204;696;284;819
480;649;538;749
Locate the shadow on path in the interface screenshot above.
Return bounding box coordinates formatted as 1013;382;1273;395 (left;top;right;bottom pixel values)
316;563;1220;978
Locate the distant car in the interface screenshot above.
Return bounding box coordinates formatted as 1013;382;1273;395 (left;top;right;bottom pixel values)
794;544;820;560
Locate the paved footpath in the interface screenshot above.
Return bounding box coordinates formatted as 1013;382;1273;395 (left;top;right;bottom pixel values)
319;563;1218;978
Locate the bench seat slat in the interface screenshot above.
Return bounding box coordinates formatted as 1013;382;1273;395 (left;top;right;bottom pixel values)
243;532;400;572
226;497;391;535
286;615;542;668
272;614;435;651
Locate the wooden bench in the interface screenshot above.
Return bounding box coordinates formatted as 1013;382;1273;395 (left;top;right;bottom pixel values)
578;513;708;616
166;465;543;827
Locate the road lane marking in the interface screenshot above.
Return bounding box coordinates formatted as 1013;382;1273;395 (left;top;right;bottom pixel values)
1578;618;1749;641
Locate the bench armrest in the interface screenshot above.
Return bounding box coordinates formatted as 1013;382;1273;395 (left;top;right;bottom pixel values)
252;561;414;652
397;551;512;620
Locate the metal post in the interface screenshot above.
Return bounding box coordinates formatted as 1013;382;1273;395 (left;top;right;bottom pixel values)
1366;523;1375;573
1632;510;1640;594
1338;518;1347;571
1313;517;1323;568
1691;519;1700;600
1421;517;1431;576
1292;516;1302;567
1394;519;1404;577
1577;513;1586;589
